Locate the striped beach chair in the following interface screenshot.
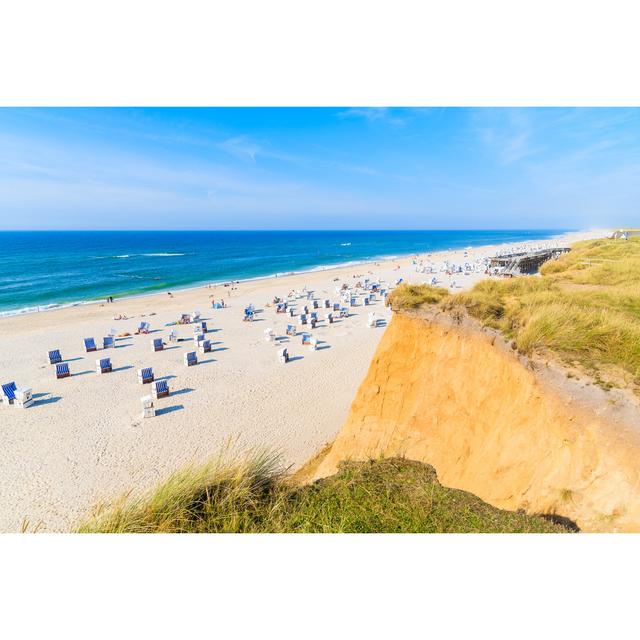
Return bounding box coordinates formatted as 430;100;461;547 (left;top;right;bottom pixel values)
184;351;198;366
103;336;115;349
1;381;17;405
56;362;70;379
153;379;170;399
47;349;62;365
84;337;97;352
151;338;164;352
138;367;154;384
138;321;150;334
96;357;112;374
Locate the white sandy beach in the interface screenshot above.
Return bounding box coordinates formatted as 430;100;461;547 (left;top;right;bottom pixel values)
0;230;607;532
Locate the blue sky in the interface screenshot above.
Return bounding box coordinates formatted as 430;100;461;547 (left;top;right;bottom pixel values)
0;107;638;230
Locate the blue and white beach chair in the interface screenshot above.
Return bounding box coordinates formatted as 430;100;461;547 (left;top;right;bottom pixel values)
184;351;198;366
333;303;340;312
84;337;97;352
286;324;296;336
153;379;170;399
138;321;150;334
301;333;311;346
277;347;289;364
199;339;212;353
325;312;333;324
1;381;17;405
96;357;112;374
152;338;164;352
56;362;70;379
138;367;154;384
47;349;62;365
103;336;115;349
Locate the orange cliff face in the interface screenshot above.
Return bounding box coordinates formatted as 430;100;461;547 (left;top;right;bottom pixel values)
314;312;640;532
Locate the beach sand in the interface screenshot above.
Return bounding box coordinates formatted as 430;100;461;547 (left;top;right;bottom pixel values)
0;229;607;531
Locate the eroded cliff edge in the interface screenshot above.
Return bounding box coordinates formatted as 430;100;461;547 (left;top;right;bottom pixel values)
313;312;640;532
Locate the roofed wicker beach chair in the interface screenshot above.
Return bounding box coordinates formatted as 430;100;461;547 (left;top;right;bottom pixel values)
152;379;169;399
56;362;70;379
191;310;201;323
297;314;307;326
151;337;164;352
168;329;178;343
309;337;318;351
138;367;154;384
301;332;311;346
288;306;295;317
84;337;97;352
277;347;289;364
103;336;115;349
194;333;205;346
312;299;319;309
184;351;198;367
325;312;333;324
276;302;287;313
47;349;62;365
333;302;341;312
137;321;150;334
286;324;296;336
200;321;208;333
96;357;112;374
179;313;191;324
364;296;370;305
1;381;17;406
199;339;212;353
324;299;330;308
340;307;349;318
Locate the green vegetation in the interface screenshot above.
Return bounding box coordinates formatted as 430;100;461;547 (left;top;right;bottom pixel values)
391;237;640;390
78;455;568;533
387;283;450;310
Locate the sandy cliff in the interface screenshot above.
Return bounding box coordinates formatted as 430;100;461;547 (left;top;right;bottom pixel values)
313;312;640;532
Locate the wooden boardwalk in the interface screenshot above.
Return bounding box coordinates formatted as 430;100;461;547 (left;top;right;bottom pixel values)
490;247;570;276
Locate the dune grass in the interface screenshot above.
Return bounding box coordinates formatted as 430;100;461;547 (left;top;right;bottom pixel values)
387;283;450;310
78;455;569;533
391;237;640;390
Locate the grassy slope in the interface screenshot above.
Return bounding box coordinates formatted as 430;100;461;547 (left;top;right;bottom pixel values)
78;456;569;533
389;236;640;391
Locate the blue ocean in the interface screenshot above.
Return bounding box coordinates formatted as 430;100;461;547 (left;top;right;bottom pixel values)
0;230;567;315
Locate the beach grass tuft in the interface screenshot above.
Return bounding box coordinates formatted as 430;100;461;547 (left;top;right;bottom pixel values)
78;455;569;533
388;283;450;310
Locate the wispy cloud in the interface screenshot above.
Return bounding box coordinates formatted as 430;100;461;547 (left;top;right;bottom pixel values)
337;107;408;127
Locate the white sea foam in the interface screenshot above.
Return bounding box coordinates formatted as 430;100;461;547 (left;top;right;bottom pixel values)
142;253;186;257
